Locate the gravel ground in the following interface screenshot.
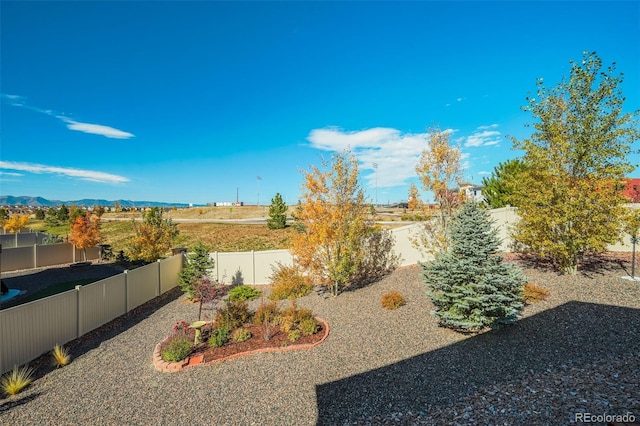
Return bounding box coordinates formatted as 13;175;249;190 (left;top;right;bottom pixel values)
1;258;639;425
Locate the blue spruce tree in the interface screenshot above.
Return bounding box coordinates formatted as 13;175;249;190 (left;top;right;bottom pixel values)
420;201;526;332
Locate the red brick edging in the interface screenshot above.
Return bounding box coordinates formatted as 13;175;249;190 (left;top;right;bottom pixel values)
153;317;330;373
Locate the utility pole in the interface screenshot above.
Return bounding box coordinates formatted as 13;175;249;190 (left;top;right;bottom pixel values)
256;176;261;206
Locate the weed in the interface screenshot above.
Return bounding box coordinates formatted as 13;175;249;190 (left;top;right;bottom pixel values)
1;365;34;396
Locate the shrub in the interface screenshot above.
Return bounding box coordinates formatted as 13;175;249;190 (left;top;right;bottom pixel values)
228;285;262;302
51;344;71;368
523;282;550;303
253;300;281;325
209;327;230;348
279;299;314;334
161;335;192;362
232;328;252;343
268;263;313;300
299;317;320;335
1;365;34;396
287;329;302;342
381;291;406;310
214;300;252;330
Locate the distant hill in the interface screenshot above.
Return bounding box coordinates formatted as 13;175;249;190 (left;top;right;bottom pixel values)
0;195;192;208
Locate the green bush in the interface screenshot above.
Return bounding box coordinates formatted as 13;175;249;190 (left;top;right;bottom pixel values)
161;335;192;362
287;329;302;342
299;317;320;335
232;328;252;343
228;285;262;302
268;263;313;300
209;327;230;348
214;300;252;330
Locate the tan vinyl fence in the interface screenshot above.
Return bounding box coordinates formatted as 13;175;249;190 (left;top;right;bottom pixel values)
0;231;48;248
1;243;101;272
0;254;183;374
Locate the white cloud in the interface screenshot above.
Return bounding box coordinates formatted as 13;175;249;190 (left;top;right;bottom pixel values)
60;118;134;139
478;171;491;175
307;127;451;188
463;126;503;147
1;94;134;139
0;161;130;184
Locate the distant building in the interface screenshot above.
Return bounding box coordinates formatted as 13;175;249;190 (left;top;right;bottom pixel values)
623;178;640;202
460;185;485;203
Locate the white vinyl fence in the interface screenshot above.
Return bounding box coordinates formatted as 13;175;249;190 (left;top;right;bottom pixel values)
0;254;183;374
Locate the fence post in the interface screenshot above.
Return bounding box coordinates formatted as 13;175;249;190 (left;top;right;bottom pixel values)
157;259;162;296
76;285;82;338
252;250;256;285
124;270;129;312
33;244;37;268
215;251;219;282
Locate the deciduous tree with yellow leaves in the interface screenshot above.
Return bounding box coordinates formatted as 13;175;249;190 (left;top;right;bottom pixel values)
510;52;639;275
292;150;398;296
3;214;30;233
414;126;465;256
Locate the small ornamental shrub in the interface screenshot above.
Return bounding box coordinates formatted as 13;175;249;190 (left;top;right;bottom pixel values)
268;263;313;300
173;320;190;335
287;329;302;342
209;327;230;348
1;365;34;396
279;299;314;334
52;344;71;368
214;300;252;331
228;285;262;302
161;335;192;362
523;282;550;304
381;291;406;310
253;300;281;325
232;328;252;343
299;317;320;335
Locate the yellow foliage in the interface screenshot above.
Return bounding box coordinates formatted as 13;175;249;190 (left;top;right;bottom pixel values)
3;214;30;233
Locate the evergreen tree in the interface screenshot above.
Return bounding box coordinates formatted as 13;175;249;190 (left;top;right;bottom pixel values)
267;193;288;229
178;242;216;299
420;201;526;332
57;204;69;222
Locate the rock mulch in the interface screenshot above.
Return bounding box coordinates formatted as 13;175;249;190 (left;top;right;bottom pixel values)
1;258;639;425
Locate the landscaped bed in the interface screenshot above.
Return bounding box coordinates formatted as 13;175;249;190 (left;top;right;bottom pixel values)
1;257;638;425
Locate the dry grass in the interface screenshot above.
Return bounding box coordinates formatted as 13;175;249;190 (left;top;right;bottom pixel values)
174;223;296;252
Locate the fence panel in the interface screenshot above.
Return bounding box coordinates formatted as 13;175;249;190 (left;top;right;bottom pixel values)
160;254;183;293
1;246;34;271
74;246;101;262
0;234;16;248
253;250;293;284
37;243;74;267
0;290;77;374
126;263;160;311
390;224;429;266
78;275;127;336
215;251;255;285
16;233;38;247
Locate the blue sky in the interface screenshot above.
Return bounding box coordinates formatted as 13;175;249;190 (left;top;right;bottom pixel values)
1;1;639;206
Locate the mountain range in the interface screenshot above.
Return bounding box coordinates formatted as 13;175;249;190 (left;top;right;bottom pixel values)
0;195;193;208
